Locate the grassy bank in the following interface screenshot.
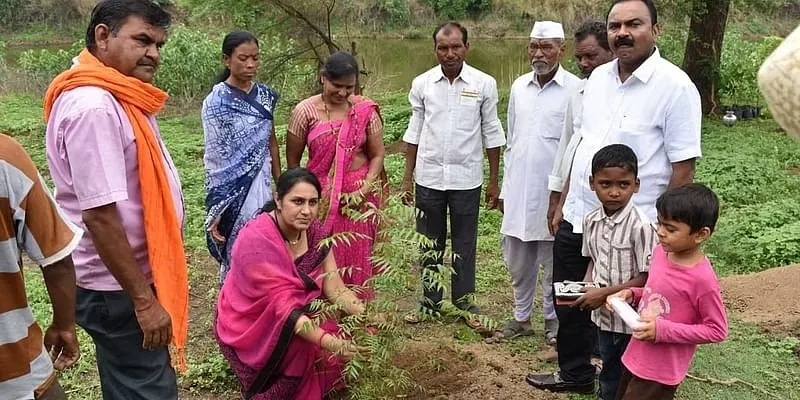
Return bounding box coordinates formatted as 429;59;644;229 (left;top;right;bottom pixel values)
2;89;799;398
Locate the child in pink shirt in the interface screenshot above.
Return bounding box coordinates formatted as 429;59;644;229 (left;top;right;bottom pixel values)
606;184;728;399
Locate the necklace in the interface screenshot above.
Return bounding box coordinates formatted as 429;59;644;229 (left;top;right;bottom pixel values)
321;94;352;122
286;231;302;246
321;95;338;125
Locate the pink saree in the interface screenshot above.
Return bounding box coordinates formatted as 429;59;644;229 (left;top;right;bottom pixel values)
215;213;344;399
305;97;381;300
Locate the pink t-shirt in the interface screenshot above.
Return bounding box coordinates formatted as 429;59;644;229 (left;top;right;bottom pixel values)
622;244;728;386
46;86;184;291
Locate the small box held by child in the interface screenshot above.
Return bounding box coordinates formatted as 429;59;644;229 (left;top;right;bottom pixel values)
606;183;728;400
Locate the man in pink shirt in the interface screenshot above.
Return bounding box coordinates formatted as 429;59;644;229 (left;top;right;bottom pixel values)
44;1;183;398
607;184;727;399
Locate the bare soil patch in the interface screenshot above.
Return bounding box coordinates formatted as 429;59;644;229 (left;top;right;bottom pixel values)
186;253;221;351
386;140;406;155
721;264;800;336
394;339;566;400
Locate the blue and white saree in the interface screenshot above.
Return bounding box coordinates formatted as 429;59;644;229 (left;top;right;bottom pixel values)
202;82;278;285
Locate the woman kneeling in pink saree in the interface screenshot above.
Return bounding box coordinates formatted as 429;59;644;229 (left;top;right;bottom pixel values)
286;51;386;301
215;168;368;399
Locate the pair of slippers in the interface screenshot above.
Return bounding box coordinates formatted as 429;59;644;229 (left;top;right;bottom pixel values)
403;307;485;330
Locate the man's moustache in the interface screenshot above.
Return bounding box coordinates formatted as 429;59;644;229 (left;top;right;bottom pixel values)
615;37;634;47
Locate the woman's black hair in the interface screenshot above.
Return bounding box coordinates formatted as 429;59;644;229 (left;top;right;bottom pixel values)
214;30;259;84
262;167;322;213
322;51;359;81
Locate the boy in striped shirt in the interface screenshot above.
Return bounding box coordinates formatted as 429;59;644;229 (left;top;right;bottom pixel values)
572;144;657;400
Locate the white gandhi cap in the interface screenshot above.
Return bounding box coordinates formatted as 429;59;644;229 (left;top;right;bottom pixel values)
530;21;565;39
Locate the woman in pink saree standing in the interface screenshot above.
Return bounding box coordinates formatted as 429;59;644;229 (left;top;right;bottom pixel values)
215;168;367;399
287;51;386;300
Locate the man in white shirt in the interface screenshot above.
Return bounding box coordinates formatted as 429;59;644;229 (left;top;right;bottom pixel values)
527;0;701;394
489;21;580;345
401;21;506;328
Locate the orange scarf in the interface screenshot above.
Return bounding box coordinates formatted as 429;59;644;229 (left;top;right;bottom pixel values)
44;49;188;372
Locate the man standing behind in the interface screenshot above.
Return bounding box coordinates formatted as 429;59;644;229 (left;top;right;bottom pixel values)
547;20;615;235
44;1;188;398
528;0;702;394
402;22;506;329
544;20;615;366
489;21;580;345
0;134;82;400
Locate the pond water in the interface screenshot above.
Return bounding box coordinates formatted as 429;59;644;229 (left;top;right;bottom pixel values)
355;38;580;92
4;38;581;93
4;42;69;67
358;38;523;92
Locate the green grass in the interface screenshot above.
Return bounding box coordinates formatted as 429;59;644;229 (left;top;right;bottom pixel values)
569;322;800;400
3;90;800;399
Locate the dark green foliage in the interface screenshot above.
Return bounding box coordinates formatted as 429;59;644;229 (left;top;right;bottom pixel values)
423;0;492;19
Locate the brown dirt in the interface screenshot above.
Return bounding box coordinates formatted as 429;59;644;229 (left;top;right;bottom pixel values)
720;264;800;336
385;140;406;155
394;340;566;400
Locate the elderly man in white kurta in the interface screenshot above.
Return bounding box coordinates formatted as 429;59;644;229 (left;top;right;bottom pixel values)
493;21;581;343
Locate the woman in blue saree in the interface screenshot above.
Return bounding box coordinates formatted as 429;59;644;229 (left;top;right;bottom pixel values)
203;31;282;285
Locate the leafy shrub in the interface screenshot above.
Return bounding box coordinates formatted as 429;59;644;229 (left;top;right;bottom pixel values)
423;0;492;19
0;0;25;27
370;0;411;27
181;352;237;393
18;41;84;81
376;92;411;143
154;27;220;101
718;32;783;105
14;26;311;104
657;30;688;65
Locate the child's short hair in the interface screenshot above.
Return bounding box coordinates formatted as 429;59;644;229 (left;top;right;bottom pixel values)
591;144;638;176
656;183;720;233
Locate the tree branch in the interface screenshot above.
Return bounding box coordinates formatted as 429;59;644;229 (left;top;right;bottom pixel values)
268;0;339;54
686;374;784;400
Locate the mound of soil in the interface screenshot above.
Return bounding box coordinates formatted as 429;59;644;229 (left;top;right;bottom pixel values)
394;340;565;400
721;264;800;336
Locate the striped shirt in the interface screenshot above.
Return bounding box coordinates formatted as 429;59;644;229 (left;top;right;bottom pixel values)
582;201;656;334
0;134;82;399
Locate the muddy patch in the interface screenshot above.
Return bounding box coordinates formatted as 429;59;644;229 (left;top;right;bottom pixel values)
394;340;566;399
386;140;406;155
721;264;800;336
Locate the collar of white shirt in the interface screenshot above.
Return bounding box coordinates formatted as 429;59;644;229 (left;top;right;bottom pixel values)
528;64;569;88
432;62;474;84
590;199;636;225
608;47;662;85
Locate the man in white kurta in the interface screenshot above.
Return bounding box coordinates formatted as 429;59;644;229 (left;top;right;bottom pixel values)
495;21;581;343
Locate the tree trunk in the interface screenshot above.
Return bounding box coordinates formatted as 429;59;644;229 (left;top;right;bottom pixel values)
682;0;731;115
